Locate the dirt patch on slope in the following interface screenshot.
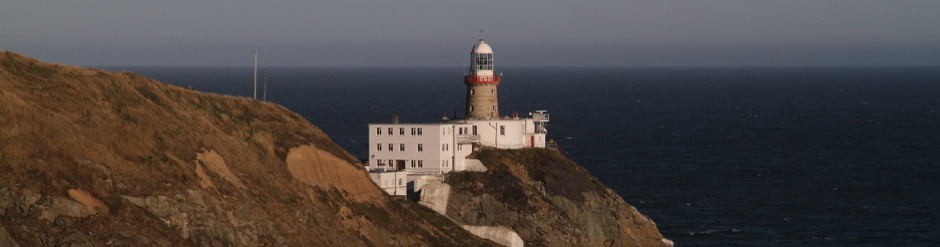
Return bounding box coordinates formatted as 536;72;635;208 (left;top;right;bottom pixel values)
67;189;109;215
285;145;379;201
196;150;246;190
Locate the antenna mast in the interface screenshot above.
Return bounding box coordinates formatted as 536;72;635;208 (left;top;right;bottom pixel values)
263;68;269;102
252;50;258;99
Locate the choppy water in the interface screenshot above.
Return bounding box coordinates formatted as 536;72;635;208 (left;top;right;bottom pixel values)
105;66;940;246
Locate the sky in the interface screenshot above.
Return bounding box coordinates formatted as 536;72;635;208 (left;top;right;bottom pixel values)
2;0;939;67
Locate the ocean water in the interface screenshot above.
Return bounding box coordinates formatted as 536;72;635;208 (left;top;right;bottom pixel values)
103;66;940;246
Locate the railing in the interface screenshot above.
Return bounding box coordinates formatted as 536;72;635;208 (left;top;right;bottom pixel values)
477;142;526;149
409;170;445;175
546;142;559;149
456;135;480;143
464;75;501;84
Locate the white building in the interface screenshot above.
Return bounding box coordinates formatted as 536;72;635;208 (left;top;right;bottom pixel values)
367;123;475;174
366;39;550;195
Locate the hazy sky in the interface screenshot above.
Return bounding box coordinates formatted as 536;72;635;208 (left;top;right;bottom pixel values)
2;0;939;67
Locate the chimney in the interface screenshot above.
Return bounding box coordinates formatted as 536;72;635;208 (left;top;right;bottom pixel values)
392;115;399;124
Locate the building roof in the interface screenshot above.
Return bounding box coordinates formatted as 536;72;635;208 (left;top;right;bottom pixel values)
472;39;493;54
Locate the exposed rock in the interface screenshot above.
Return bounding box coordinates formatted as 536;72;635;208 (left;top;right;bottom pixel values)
39;196;94;221
461;225;524;247
418;183;451;215
446;148;670;247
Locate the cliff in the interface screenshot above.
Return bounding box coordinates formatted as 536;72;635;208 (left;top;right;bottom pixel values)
441;148;671;247
0;51;495;246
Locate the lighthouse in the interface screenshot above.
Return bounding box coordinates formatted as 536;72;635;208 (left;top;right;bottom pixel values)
365;36;550;196
464;39;501;120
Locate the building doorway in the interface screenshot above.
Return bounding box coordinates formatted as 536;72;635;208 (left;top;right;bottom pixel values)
396;160;406;170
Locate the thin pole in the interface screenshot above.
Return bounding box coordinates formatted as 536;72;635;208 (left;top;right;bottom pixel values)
252;50;258;99
263;68;269;102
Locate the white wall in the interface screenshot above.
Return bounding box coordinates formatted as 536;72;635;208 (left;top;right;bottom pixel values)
369;123;445;174
369;123;478;174
465;119;545;149
368;170;408;196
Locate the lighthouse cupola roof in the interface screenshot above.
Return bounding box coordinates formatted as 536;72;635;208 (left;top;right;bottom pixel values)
472;39;493;54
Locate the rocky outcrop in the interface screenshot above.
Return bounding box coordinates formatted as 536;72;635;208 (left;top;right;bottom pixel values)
461;225;524;247
0;51;495;246
445;148;672;247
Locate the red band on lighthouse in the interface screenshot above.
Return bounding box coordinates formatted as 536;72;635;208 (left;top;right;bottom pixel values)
464;75;501;84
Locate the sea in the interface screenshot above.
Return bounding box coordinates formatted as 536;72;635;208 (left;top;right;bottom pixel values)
102;66;940;246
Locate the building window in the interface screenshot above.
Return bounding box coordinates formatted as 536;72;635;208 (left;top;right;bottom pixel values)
377;160;385;166
418;144;423;152
472;126;478;135
388;128;393;135
469;106;474;112
398;178;402;186
376;127;382;135
388;143;393;152
418;160;423;168
442;144;446;151
417;128;423;135
457;144;462;151
377;143;382;151
411;128;416;135
400;144;405;151
399;128;405;135
500;125;505;135
411;160;416;168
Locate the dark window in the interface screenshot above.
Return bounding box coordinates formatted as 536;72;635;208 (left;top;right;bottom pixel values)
388;128;393;135
376;127;382;135
377;143;382;151
418;144;423;152
400;144;405;151
400;128;405;135
472;126;478;135
500;125;505;135
417;128;422;135
388;143;393;151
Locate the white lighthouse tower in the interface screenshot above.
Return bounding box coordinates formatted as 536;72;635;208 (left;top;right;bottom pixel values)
464;39;501;120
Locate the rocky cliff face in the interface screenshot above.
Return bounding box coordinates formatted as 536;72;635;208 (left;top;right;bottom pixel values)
0;52;495;246
444;148;671;247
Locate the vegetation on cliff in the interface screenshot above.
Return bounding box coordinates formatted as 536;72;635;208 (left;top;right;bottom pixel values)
0;51;495;246
445;148;670;247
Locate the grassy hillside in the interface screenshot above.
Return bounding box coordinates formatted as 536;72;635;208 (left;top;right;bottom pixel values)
0;51;494;246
